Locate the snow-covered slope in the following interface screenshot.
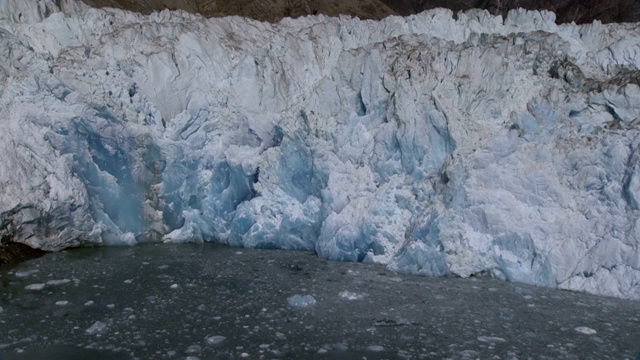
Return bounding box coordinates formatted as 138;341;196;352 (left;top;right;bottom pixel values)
1;0;639;299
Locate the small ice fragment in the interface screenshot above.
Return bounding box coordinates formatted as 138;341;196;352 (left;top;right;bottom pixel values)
339;291;363;300
477;336;506;343
240;353;249;358
275;332;286;340
235;251;243;255
205;336;226;345
515;287;533;296
85;321;109;335
388;277;403;283
124;279;133;284
15;270;38;278
170;284;179;289
25;283;45;290
318;348;328;354
367;345;385;352
185;345;202;354
0;306;4;313
185;357;200;360
287;294;316;307
575;326;597;335
55;301;69;306
46;279;71;286
107;304;115;309
84;301;94;306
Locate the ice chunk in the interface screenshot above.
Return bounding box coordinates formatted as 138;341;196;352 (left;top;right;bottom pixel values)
15;270;39;278
287;294;316;307
574;326;597;335
24;283;45;291
46;279;71;285
339;291;363;300
0;0;639;300
185;345;201;354
85;321;109;335
205;336;226;346
367;345;385;352
477;336;506;343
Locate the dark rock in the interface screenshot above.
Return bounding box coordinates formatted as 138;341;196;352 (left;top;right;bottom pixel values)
0;241;47;267
78;0;640;24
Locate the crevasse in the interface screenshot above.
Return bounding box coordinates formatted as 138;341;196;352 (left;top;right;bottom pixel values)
1;0;639;299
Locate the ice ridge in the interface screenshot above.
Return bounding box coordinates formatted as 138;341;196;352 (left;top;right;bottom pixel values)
1;0;639;299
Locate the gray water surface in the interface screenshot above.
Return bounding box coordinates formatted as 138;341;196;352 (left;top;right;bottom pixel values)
0;244;638;359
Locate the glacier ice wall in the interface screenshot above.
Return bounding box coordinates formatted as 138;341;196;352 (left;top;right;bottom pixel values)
1;0;640;299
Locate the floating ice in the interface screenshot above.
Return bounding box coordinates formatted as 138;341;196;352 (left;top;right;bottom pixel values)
185;345;201;354
287;294;317;307
574;326;597;335
477;336;507;343
24;284;45;291
55;300;69;306
339;291;363;300
15;270;39;278
85;321;109;335
205;336;226;346
46;279;71;285
366;345;385;352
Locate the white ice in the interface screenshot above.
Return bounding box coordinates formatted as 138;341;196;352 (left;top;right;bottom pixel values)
0;0;639;299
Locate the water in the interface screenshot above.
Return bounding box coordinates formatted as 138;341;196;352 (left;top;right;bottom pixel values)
0;243;638;359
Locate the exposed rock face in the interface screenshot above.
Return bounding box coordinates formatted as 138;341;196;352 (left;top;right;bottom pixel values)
75;0;640;24
0;242;46;266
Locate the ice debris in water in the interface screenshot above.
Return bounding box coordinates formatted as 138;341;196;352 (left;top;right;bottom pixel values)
367;345;385;352
185;345;202;354
287;294;316;307
46;279;71;285
477;336;507;343
205;335;226;345
55;300;69;306
85;321;109;335
339;290;363;300
15;270;39;278
24;283;45;291
574;326;597;335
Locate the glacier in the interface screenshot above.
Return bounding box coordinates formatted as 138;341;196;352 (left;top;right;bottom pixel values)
0;0;639;300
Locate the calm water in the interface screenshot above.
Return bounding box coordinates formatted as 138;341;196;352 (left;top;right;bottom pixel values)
0;244;638;359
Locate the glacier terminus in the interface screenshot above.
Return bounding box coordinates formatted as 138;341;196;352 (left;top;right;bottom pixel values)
0;0;640;300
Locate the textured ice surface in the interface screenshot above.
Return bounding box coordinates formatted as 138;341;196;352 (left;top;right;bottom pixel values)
0;0;640;299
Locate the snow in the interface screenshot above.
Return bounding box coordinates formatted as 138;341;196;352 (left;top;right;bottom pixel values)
0;0;639;299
